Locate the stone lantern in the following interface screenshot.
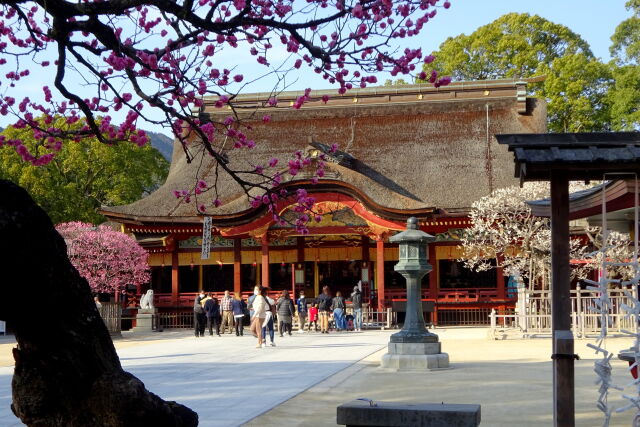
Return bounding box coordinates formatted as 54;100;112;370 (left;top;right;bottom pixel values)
381;217;449;370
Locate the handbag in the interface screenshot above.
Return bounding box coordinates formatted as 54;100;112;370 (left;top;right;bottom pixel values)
262;311;272;328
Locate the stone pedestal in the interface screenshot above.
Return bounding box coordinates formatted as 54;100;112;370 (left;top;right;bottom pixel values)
337;400;480;427
381;341;449;370
131;308;156;332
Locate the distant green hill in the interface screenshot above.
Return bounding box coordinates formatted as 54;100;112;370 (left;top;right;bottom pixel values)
146;131;173;161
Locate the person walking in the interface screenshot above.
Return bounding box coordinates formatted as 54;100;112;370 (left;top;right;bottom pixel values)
296;291;308;333
276;290;295;337
331;291;346;331
251;287;268;348
308;303;319;332
232;292;246;336
220;290;234;334
262;291;277;347
203;294;221;336
193;292;206;337
248;286;260;320
350;285;363;332
316;286;332;334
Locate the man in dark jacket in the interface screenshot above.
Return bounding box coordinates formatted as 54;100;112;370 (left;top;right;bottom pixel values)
203;294;221;336
193;292;206;337
276;291;295;337
296;291;308;333
316;286;332;333
351;286;363;331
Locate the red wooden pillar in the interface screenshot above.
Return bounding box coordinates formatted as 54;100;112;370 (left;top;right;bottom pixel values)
376;237;385;311
171;249;179;306
233;238;241;294
261;236;270;287
428;243;438;326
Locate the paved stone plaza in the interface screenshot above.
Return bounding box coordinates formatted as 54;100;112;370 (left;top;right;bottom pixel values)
0;328;638;426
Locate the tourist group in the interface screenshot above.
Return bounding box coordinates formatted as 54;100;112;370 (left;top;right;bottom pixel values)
192;285;364;348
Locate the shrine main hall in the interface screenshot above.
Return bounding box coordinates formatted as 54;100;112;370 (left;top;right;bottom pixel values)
101;77;546;325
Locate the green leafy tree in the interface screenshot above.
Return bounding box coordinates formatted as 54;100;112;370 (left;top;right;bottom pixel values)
384;78;410;86
0;118;169;224
426;13;612;132
608;0;640;130
541;54;613;132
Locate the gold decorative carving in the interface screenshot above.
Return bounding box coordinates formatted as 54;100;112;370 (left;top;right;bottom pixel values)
247;223;270;239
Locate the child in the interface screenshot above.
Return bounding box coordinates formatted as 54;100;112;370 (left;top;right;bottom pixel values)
345;314;354;331
308;303;319;332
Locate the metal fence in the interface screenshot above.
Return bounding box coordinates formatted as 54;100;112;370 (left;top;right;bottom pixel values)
489;285;638;338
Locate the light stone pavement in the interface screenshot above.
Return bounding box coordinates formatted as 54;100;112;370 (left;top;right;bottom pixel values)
1;328;639;426
0;329;390;427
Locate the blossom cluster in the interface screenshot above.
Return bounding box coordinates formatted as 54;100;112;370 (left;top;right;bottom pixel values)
1;0;452;230
56;222;150;294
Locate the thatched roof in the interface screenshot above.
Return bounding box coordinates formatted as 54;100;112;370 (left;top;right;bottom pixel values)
101;78;546;225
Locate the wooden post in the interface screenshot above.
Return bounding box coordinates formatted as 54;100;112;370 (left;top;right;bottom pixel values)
575;283;582;339
261;236;270;287
496;265;506;300
551;172;574;427
171;250;179;307
295;237;305;297
361;235;370;262
233;238;241;294
313;261;319;297
428;243;438;325
376;237;385;311
198;264;203;291
291;265;296;298
297;236;305;263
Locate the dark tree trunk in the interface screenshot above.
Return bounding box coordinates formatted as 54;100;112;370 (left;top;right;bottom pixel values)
0;180;198;426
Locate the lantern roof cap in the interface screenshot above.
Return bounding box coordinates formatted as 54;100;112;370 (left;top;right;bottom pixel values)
389;217;435;244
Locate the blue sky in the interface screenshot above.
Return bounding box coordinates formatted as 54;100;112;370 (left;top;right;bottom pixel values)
0;1;633;134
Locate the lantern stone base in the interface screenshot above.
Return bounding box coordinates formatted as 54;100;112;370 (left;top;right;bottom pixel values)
131;308;157;332
380;342;449;370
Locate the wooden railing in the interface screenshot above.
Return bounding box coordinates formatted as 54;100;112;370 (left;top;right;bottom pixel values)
383;287;511;303
154;291;287;307
489;285;639;338
98;302;121;335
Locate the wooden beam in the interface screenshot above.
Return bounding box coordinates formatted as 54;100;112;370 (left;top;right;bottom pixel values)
551;172;574;427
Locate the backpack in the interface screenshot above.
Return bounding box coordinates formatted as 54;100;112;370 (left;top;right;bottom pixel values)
318;295;331;311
